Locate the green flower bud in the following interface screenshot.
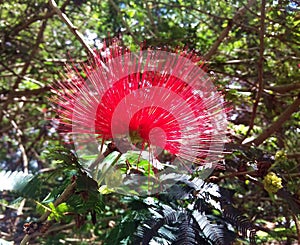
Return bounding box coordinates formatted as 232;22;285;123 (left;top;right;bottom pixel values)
275;150;287;162
263;172;283;193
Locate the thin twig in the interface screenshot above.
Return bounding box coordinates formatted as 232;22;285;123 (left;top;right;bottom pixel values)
156;1;259;36
107;0;139;44
242;0;266;142
248;93;300;146
0;19;48;122
13;199;26;234
9;0;70;37
29;222;76;240
292;213;300;244
214;170;256;181
155;1;229;21
20;182;77;245
145;2;158;37
287;153;300;160
48;0;109;71
48;0;96;58
266;82;300;94
16;21;48;90
9;12;54;37
3;110;29;174
204;0;256;60
211;69;256;88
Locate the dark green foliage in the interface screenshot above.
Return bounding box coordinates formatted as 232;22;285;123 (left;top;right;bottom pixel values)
45;147;105;217
276;188;300;214
68;174;104;215
44;146;83;171
101;210;149;245
104;177;256;245
20;174;45;199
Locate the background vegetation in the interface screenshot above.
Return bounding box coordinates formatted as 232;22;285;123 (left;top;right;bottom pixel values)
0;0;299;244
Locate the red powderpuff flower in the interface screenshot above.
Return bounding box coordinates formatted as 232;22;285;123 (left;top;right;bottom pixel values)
53;41;227;166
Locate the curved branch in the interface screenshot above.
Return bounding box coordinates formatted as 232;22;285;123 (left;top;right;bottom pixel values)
266;82;300;94
48;0;96;58
9;0;70;37
248;93;300;146
204;0;256;60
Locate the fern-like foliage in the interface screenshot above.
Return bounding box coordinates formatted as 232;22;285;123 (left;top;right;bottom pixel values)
134;201;236;245
0;170;33;192
105;175;257;245
222;205;256;244
193;211;235;245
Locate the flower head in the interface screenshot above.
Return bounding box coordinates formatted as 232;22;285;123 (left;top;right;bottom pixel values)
54;40;227;181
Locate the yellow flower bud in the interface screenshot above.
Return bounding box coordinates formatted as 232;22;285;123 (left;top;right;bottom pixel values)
275;150;287;164
263;172;283;193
